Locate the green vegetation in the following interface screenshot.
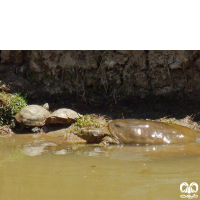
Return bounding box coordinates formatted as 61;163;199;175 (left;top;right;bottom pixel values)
62;114;108;137
75;115;100;128
0;92;27;125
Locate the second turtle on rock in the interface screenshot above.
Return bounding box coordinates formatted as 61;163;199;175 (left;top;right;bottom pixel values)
45;108;80;125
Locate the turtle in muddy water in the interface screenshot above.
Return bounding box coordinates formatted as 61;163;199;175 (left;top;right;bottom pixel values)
45;108;80;125
75;119;200;145
14;104;50;132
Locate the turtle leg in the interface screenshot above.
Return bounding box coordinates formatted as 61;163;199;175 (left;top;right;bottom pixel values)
100;136;120;145
31;127;41;133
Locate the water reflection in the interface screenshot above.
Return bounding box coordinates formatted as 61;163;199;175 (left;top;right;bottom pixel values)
0;136;200;200
15;140;200;165
21;142;58;156
21;146;47;156
1;135;200;161
54;149;69;155
0;138;24;166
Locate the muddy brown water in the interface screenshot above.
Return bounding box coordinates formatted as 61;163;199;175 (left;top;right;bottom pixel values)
0;133;200;200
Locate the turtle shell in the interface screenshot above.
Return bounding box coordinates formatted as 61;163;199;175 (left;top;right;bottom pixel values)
46;108;80;125
108;119;199;144
15;105;50;127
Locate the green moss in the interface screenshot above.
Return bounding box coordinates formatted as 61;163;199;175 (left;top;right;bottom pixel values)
0;92;27;125
75;115;96;128
75;114;104;128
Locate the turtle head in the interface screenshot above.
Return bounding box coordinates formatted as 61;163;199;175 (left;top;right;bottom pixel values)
75;127;110;144
43;103;49;110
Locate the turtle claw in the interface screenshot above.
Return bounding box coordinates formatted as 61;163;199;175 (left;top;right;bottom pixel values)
101;136;120;145
31;127;41;133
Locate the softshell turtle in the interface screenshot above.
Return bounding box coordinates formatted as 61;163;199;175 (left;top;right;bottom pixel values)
76;119;200;145
14;104;50;132
45;108;80;125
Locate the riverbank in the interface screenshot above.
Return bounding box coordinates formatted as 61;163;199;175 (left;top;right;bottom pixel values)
0;105;200;143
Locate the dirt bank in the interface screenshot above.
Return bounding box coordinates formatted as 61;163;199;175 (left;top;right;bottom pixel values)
1;50;200;121
1;51;200;101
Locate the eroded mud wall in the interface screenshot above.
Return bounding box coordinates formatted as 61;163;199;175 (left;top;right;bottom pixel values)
0;50;200;105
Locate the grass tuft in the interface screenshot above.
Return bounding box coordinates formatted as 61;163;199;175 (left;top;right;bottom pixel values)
75;114;107;128
0;92;27;125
